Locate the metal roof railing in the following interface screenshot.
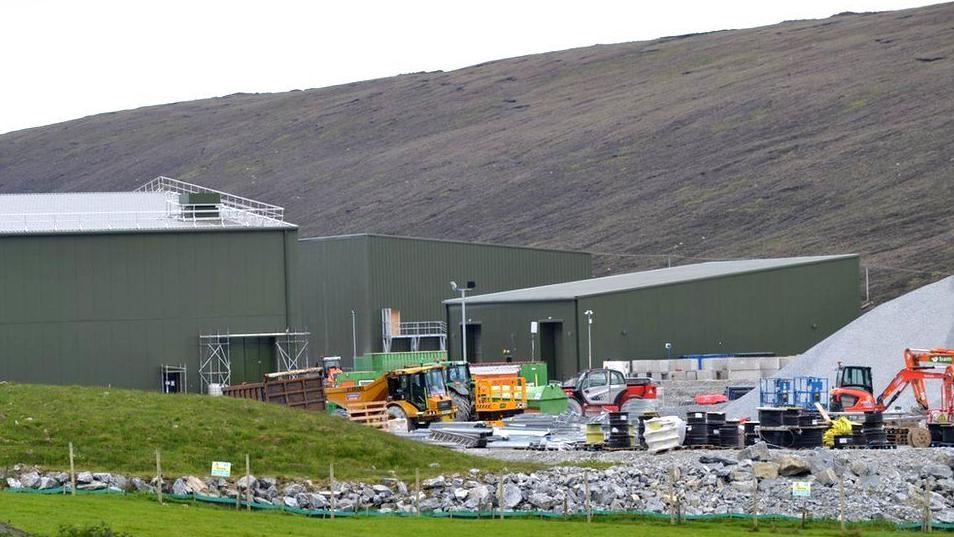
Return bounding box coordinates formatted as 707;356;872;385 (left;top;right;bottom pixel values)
137;176;286;222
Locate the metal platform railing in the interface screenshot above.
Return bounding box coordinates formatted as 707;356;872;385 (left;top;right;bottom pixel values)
138;176;285;222
394;321;447;336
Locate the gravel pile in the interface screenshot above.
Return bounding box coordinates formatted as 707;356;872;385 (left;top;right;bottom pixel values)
726;276;954;419
6;446;954;522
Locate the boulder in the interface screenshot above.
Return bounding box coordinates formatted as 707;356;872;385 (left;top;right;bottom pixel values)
184;475;208;494
19;471;40;488
5;478;22;489
738;442;770;461
528;492;555;510
422;476;445;489
850;460;871;477
752;462;779;480
237;475;257;490
924;464;954;480
502;483;522;509
283;483;306;497
172;479;189;496
775;455;810;477
76;472;93;484
814;468;839;486
284;496;299;509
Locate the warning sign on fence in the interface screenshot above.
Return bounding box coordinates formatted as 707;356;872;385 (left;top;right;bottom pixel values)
211;461;232;478
791;481;811;497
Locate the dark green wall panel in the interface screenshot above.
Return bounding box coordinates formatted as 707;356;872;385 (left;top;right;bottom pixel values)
0;229;297;391
298;235;592;368
446;257;859;381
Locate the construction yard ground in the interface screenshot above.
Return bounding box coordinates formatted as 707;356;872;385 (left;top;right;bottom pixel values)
0;493;907;537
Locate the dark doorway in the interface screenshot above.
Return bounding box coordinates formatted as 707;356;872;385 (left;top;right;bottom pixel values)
464;323;482;361
538;321;563;380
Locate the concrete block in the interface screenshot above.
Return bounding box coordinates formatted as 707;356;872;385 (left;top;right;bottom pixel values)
603;360;631;375
685;371;698;381
716;370;729;380
701;358;730;371
760;368;779;378
779;356;796;368
696;370;717;380
668;370;687;380
667;358;694;371
726;357;763;370
759;357;780;370
727;369;762;381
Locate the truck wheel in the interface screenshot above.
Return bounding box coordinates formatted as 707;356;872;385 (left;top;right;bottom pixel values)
388;405;415;431
566;398;583;416
450;391;474;422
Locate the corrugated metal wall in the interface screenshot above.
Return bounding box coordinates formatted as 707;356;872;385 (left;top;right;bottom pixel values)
445;301;578;381
575;256;860;369
298;235;592;367
0;229;297;391
447;256;860;381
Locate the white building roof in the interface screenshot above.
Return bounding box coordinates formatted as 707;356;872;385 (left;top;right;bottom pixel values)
445;255;857;304
0;177;294;235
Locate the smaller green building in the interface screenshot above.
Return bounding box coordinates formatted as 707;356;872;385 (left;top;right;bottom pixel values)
444;255;860;381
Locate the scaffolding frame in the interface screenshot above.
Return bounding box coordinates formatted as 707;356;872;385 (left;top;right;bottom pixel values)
199;330;311;394
381;308;447;353
160;364;188;394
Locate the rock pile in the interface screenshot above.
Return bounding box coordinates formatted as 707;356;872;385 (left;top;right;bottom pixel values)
727;276;954;419
5;445;954;522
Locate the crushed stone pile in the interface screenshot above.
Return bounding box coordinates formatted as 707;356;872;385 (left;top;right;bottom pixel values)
726;276;954;419
6;447;954;522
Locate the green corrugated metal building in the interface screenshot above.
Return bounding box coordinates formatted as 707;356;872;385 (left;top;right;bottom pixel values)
444;255;860;381
298;234;592;367
0;178;302;392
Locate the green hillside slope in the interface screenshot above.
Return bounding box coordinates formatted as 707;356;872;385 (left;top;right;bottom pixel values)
1;4;953;301
0;384;525;480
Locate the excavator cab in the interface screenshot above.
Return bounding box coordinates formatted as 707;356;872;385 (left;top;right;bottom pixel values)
830;363;874;412
836;364;873;393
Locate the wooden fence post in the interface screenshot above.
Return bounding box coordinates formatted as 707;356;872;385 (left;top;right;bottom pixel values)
752;477;759;531
155;449;163;505
245;454;251;511
584;471;591;523
68;442;76;496
497;479;504;520
839;474;846;534
330;463;336;520
415;468;421;516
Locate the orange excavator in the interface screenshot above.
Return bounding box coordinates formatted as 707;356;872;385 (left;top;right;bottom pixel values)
830;348;954;418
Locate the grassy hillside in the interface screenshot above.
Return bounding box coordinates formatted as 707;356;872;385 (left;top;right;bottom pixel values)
0;494;903;537
2;4;954;301
0;384;525;480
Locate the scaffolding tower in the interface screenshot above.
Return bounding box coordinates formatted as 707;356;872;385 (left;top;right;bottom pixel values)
198;329;311;394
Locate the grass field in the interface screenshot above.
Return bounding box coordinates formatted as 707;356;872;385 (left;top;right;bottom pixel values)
0;384;531;481
0;494;910;537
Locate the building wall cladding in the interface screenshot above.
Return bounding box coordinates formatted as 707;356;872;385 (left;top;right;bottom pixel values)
573;256;860;371
298;234;592;366
0;229;297;391
446;301;579;381
446;256;860;381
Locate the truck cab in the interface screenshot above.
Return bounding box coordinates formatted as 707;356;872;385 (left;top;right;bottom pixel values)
563;368;657;416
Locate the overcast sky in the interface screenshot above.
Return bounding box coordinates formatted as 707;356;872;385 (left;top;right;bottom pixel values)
0;0;939;135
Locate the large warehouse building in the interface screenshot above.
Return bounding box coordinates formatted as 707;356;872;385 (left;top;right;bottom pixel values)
298;234;591;367
445;255;860;381
0;177;303;393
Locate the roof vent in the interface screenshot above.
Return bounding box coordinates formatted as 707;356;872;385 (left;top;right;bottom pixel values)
178;192;221;221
